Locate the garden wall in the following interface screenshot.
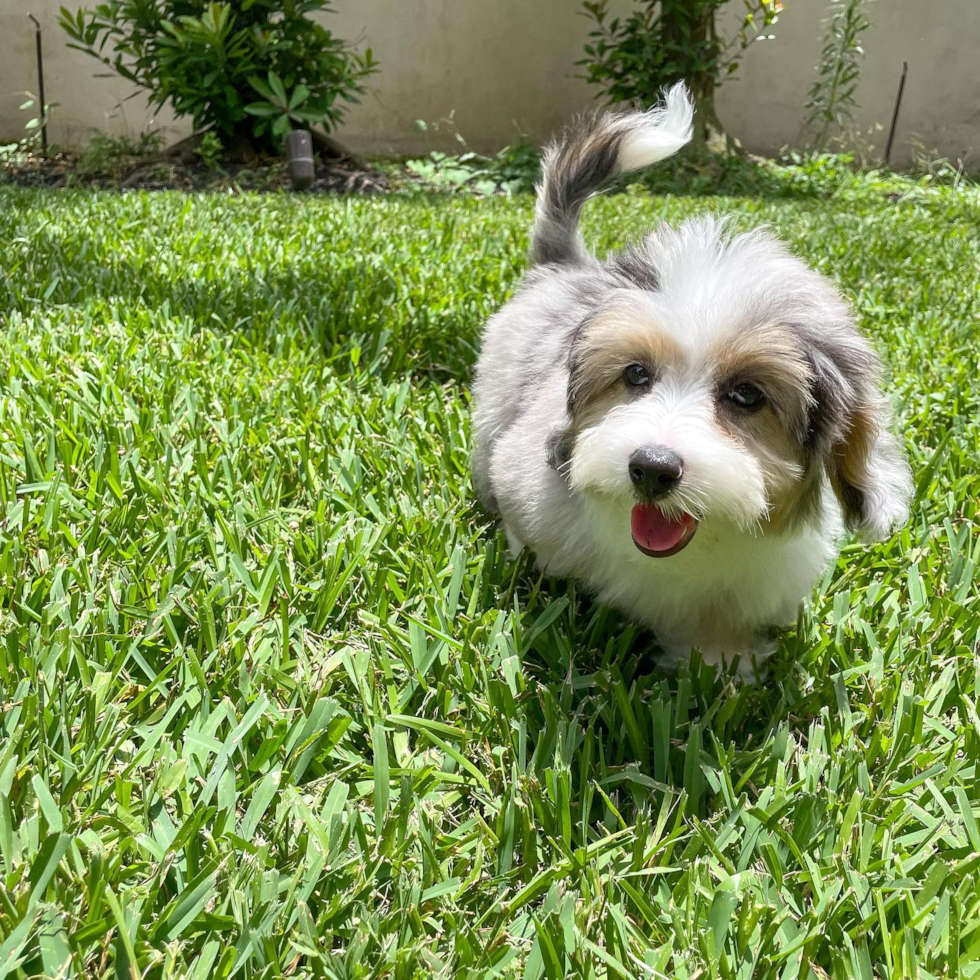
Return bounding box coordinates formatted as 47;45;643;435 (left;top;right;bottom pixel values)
1;0;977;168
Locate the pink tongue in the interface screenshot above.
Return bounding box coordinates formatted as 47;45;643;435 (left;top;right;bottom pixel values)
631;504;691;552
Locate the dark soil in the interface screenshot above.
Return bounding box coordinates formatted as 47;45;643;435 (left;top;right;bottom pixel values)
2;151;389;194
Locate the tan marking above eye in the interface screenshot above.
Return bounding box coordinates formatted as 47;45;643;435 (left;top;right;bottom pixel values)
569;302;685;417
706;327;818;532
708;327;813;432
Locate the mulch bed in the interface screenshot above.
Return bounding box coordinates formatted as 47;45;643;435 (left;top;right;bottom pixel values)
2;150;389;194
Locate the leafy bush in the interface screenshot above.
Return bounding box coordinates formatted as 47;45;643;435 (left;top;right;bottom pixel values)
76;130;162;176
60;0;377;152
196;130;224;171
404;138;541;196
580;0;782;149
805;0;872;147
18;94;60;151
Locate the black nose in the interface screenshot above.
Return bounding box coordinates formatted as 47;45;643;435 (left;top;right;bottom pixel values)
628;447;684;499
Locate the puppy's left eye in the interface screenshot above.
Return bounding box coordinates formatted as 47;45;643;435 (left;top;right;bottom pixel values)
725;382;766;410
623;363;650;387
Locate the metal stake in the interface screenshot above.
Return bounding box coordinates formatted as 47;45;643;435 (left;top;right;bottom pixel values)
27;13;48;153
885;61;908;168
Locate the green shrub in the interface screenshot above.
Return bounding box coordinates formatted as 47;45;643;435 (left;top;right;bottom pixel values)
404;138;541;196
196;130;224;171
805;0;872;147
580;0;782;149
18;93;60;153
76;130;162;176
60;0;377;153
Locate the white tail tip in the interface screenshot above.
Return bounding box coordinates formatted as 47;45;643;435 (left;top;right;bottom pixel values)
616;82;695;174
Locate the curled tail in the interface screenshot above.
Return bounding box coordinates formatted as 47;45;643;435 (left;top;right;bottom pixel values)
532;83;694;266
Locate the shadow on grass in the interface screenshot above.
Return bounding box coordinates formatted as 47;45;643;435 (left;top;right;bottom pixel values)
499;548;833;827
9;202;498;383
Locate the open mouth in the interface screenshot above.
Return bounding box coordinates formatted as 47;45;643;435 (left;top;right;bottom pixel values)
630;504;698;557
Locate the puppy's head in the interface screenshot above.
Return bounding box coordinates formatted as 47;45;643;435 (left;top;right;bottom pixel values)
557;219;911;556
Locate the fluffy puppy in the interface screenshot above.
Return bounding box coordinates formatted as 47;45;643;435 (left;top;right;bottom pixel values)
471;84;912;679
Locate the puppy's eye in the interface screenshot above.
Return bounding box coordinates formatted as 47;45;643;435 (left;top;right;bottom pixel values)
623;363;650;388
725;382;766;410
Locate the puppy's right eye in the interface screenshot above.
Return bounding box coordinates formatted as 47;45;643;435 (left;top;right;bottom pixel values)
623;363;650;388
725;382;766;411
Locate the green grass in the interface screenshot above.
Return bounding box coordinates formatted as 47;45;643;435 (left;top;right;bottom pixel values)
0;179;978;979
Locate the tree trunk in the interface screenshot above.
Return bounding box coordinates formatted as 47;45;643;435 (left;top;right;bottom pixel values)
690;75;731;154
662;2;736;155
225;123;367;167
225;122;270;162
694;4;732;153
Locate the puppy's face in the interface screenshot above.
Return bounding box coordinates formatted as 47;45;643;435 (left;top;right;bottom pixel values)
559;224;911;556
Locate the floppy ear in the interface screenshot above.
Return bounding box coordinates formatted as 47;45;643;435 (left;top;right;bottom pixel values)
808;345;912;541
826;392;912;541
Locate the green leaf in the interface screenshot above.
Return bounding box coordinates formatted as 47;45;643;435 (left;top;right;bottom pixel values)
267;71;288;105
288;84;310;110
372;722;390;827
244;102;279;118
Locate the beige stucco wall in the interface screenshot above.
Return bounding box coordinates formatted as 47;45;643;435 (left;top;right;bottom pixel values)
1;2;187;149
715;0;980;168
2;0;977;168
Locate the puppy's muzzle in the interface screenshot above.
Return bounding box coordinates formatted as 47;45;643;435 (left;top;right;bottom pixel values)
628;447;684;501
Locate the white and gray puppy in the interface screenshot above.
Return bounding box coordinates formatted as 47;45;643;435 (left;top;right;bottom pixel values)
472;83;912;678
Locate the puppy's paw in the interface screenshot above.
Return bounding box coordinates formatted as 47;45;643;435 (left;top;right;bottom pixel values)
662;638;775;685
732;649;772;685
504;527;526;559
715;639;777;684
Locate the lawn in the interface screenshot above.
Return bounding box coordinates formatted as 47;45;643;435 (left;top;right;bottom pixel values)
0;178;978;979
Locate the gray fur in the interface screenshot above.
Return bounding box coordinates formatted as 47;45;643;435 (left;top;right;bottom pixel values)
533;117;625;266
531;83;694;268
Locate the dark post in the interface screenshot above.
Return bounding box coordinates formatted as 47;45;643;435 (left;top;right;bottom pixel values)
286;130;315;190
884;62;908;168
27;13;48;153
